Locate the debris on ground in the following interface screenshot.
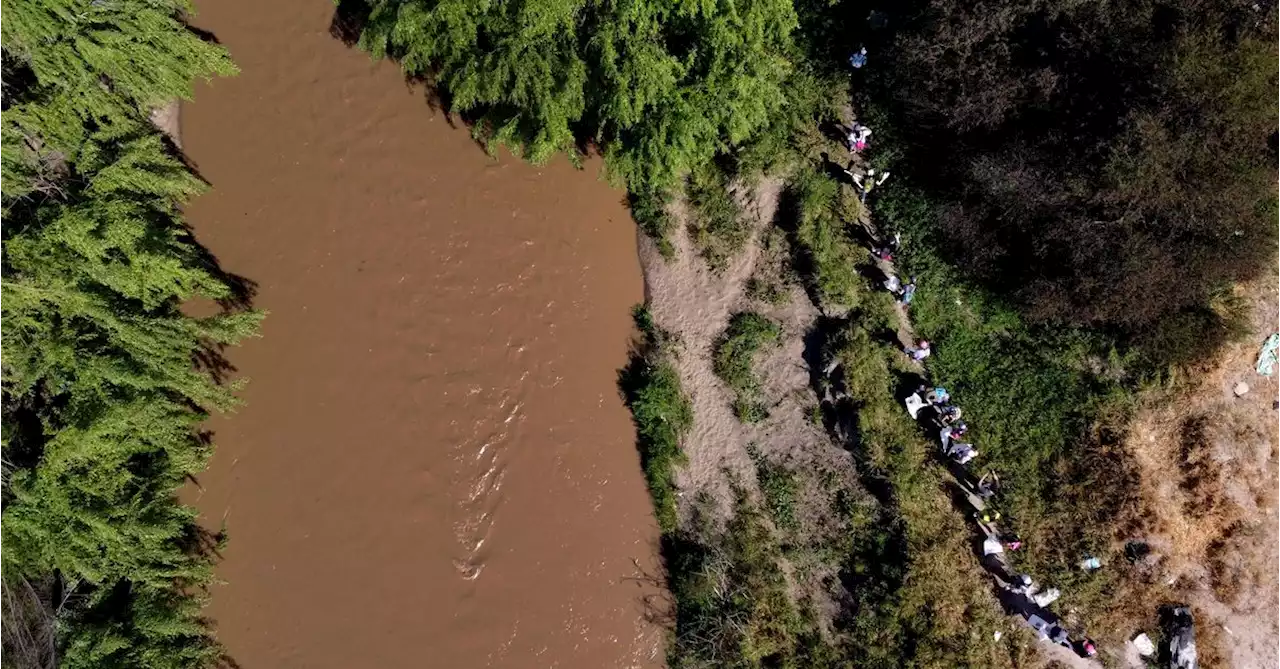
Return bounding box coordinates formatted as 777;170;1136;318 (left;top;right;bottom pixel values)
1255;332;1278;376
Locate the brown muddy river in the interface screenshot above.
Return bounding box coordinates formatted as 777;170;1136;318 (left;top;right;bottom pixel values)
182;1;663;667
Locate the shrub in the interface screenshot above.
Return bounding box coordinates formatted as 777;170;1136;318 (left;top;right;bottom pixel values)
621;307;694;533
713;313;783;423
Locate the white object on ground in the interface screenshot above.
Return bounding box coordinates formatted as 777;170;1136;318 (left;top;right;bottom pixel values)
983;537;1004;556
1032;588;1060;607
905;393;927;418
1256;333;1279;376
1132;633;1155;656
1234;381;1250;396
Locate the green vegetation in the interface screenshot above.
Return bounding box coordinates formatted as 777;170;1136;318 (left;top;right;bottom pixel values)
880;190;1149;638
855;0;1277;650
784;170;864;310
621;307;694;533
355;0;802;193
751;454;800;532
667;495;838;669
357;0;1274;663
713;313;782;423
861;0;1278;366
686;162;750;270
2;2;258;667
829;317;1018;668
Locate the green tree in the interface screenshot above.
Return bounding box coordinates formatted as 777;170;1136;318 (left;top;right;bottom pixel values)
356;0;799;190
2;2;255;668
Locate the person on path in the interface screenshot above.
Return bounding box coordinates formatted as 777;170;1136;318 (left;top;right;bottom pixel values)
847;123;872;153
924;386;949;405
884;273;902;294
976;470;1000;501
904;339;930;361
849;46;867;69
939;420;967;450
937;404;962;424
852;168;890;201
899;278;917;307
873;231;901;261
946;440;978;465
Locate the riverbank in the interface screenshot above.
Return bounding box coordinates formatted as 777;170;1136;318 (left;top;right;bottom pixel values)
624;127;1050;666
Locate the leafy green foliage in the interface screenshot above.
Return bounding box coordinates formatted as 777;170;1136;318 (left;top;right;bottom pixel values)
357;0;799;193
713;312;782;422
783;169;864;310
2;4;255;668
621;307;694;533
2;0;237;117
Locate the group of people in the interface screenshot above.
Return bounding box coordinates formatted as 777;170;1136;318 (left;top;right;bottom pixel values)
901;364;1098;659
842;34;1099;663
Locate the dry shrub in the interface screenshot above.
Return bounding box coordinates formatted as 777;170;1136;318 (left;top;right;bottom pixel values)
1192;611;1229;668
1204;521;1266;606
1176;414;1229;519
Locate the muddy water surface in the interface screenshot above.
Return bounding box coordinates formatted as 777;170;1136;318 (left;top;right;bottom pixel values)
182;2;663;667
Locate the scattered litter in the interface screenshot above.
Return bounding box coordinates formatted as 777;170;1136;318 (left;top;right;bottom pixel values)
983;536;1004;556
993;631;1003;641
1234;381;1250;396
1132;633;1155;656
904;393;927;418
1256;333;1279;376
1080;556;1102;570
1032;588;1061;608
1222;625;1233;636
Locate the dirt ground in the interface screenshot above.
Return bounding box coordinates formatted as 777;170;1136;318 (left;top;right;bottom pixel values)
1122;271;1279;669
637;176;868;624
149;101;181;148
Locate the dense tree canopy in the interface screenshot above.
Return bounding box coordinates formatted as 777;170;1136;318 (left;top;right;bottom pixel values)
356;0;801;189
858;0;1277;362
2;2;257;667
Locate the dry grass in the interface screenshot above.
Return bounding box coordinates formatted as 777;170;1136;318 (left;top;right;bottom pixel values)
1118;271;1278;668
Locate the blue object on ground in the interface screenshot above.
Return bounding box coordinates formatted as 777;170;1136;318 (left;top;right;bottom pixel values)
1256;333;1279;376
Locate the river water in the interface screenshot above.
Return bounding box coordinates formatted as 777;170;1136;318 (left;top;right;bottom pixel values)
182;2;663;667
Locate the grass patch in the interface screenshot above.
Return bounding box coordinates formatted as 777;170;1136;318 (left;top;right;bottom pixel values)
687;162;751;270
828;316;1018;668
668;495;839;669
621;306;694;534
875;184;1151;642
629;186;677;259
754;457;801;533
783;169;865;311
713;312;783;423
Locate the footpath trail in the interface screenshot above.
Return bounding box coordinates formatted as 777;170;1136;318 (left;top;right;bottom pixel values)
835;104;1102;666
856;196;1102;669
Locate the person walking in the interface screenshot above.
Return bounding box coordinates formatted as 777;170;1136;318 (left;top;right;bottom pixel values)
849;46;868;69
904;339;930;361
899;278;917;307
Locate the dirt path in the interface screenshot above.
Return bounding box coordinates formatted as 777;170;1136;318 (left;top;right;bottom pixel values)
179;1;664;667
